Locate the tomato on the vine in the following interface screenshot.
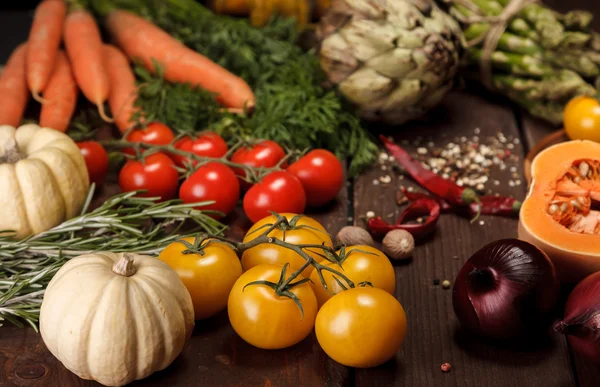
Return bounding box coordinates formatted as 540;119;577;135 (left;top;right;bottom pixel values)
287;149;344;207
231;140;286;188
228;264;318;350
564;96;600;142
124;122;175;154
179;162;240;217
172;132;228;167
243;171;306;223
159;237;242;319
118;152;179;200
242;213;332;278
77;141;109;185
315;287;407;368
309;245;395;307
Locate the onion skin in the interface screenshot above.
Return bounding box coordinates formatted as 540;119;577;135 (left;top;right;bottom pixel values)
555;272;600;364
453;239;559;340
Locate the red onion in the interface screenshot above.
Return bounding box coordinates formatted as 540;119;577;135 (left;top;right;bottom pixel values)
555;272;600;364
453;238;559;340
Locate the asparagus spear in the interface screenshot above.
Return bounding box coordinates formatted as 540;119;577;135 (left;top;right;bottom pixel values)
464;23;541;56
467;49;554;77
560;10;593;32
493;71;595;101
495;0;564;48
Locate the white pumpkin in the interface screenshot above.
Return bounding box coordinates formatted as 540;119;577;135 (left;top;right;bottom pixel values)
40;252;195;387
0;124;89;239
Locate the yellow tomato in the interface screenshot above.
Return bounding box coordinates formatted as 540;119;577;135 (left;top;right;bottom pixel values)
564;96;600;142
159;237;242;320
309;245;395;307
315;287;407;368
228;264;318;350
241;213;332;278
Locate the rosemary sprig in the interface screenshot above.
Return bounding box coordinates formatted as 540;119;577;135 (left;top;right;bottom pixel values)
0;186;226;330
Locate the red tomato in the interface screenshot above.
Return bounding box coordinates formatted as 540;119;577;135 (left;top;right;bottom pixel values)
243;171;306;223
124;122;175;155
172;132;228;167
231;140;286;189
119;152;179;200
287;149;344;207
179;162;240;217
77;141;109;185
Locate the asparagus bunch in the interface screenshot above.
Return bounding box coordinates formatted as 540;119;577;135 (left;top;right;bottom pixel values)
439;0;600;124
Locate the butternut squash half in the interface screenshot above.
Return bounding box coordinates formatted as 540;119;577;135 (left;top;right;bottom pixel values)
519;140;600;282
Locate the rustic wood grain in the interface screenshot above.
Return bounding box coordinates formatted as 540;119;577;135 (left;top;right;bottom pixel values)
353;92;576;387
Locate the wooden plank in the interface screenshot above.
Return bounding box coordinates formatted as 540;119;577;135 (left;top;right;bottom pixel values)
353;91;576;387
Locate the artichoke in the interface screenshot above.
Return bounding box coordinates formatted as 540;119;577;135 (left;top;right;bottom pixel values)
318;0;464;124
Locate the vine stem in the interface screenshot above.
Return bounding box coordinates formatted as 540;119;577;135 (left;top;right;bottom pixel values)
225;216;356;292
100;138;290;182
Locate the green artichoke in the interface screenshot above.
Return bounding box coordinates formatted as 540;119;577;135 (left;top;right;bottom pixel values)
318;0;464;124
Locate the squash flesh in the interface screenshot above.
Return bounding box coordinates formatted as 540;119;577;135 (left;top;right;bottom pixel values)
519;140;600;282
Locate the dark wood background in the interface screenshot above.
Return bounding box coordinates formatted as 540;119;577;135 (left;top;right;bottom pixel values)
1;1;599;386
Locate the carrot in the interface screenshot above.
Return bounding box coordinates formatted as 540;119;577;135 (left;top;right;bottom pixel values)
40;51;77;132
105;9;255;110
103;44;141;133
0;44;29;127
63;8;112;122
26;0;67;103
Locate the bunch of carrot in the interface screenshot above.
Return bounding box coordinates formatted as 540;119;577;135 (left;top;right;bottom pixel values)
0;0;255;133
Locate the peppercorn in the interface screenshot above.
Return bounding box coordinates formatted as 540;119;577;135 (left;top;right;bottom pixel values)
433;279;440;286
441;363;451;372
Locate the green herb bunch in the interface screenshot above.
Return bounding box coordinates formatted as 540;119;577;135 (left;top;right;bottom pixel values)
90;0;378;175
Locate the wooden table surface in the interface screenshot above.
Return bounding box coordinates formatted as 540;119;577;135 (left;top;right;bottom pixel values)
1;1;600;386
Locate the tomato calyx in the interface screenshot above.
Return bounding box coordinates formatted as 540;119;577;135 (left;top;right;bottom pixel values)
321;245;377;266
246;212;330;241
242;263;313;318
175;235;237;256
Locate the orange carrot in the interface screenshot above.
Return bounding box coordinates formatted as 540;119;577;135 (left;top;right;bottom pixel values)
104;44;141;133
105;10;255;110
0;44;29;127
64;8;112;122
26;0;67;102
40;51;77;132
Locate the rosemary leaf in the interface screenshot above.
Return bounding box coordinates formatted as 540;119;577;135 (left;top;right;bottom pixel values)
0;187;226;329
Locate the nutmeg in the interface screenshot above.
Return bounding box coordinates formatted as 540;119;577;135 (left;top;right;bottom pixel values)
382;229;414;260
336;226;374;246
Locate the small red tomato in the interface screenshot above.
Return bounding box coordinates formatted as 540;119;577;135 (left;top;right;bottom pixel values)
243;171;306;223
124;122;175;155
172;132;228;167
231;140;286;189
77;141;109;185
119;152;179;201
179;162;240;218
287;149;344;207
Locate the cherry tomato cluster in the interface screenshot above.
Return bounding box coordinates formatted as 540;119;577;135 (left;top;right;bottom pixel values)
78;122;346;222
158;213;408;368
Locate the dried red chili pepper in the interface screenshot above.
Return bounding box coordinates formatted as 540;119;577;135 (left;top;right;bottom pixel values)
368;197;440;239
381;135;479;207
401;188;521;218
471;196;521;217
401;188;452;212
